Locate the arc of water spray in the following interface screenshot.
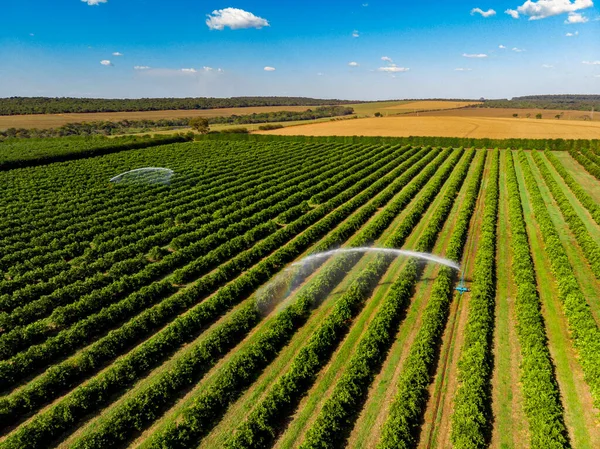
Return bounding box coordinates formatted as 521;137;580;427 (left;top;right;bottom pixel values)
109;167;174;183
292;247;461;271
256;247;460;316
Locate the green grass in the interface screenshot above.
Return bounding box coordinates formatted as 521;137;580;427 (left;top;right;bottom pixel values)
553;152;600;204
490;150;525;449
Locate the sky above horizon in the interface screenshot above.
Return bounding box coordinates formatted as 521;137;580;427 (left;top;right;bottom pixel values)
1;0;599;100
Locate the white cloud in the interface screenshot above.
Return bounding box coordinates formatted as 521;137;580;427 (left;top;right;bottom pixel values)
203;66;214;72
362;3;369;6
317;72;324;76
542;64;554;68
565;12;589;22
206;8;269;30
583;60;600;64
463;53;488;58
565;30;579;35
509;0;593;21
381;56;394;63
29;33;35;37
100;60;113;66
595;74;600;77
264;66;276;71
82;0;107;5
505;9;520;18
471;8;497;17
512;47;526;52
133;65;151;70
455;68;473;71
181;68;197;73
352;30;360;38
112;52;123;56
499;44;507;49
348;61;359;67
378;66;410;72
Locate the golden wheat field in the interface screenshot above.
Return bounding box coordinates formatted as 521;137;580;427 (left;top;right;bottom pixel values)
381;100;481;111
256;115;600;139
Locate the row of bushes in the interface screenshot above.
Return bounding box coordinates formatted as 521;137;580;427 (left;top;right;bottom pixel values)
518;151;600;410
0;146;431;443
569;148;600;180
505;150;570;448
0;144;377;356
298;150;483;449
450;149;500;448
0;140;307;252
193;132;600;152
544;151;600;225
532;151;600;280
379;150;495;449
0;142;342;280
149;149;469;449
0;134;190;169
223;148;467;448
73;149;446;449
0;170;328;354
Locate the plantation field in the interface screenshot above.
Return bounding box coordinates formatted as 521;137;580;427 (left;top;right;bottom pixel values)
257;115;600;139
0;136;599;449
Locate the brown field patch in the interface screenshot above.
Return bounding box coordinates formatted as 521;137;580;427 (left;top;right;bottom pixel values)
406;107;600;122
382;100;481;111
256;116;600;139
0;106;315;130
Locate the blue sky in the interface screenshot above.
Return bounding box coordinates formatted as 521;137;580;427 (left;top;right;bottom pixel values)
1;0;599;99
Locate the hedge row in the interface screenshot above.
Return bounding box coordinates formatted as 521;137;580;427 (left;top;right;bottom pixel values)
296;150;484;449
224;149;471;449
0;147;439;446
569;148;600;180
0;134;191;170
142;149;466;449
0;144;407;371
532;150;600;280
505;150;570;448
544;151;600;226
379;150;497;449
450;149;500;448
196;132;600;152
518;150;600;409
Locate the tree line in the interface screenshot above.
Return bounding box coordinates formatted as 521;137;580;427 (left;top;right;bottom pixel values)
480;94;600;111
0;97;356;115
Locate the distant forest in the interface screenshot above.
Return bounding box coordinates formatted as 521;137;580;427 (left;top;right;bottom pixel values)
0;97;357;115
481;94;600;111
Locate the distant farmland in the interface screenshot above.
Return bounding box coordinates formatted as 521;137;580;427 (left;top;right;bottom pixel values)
0;135;599;449
258;115;600;139
0;106;315;130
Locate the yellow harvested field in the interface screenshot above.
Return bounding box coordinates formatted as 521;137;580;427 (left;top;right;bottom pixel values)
0;106;314;130
381;100;481;111
256;116;600;139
